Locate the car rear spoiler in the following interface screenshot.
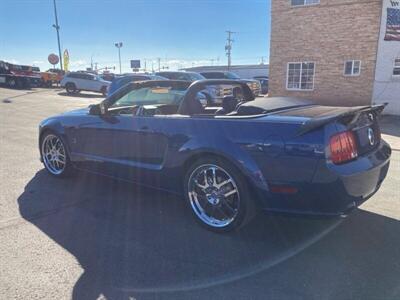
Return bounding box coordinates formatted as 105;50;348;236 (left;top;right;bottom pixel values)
297;103;387;136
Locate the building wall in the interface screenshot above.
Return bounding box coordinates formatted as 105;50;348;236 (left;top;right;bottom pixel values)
182;65;269;79
373;0;400;115
269;0;382;106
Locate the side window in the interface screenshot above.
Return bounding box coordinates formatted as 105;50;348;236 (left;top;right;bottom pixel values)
393;58;400;76
176;74;188;80
165;73;178;80
212;73;224;79
110;87;185;108
287;62;315;90
344;60;361;76
291;0;320;6
112;88;149;107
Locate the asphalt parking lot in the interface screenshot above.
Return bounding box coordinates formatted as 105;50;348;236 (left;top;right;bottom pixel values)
0;87;399;300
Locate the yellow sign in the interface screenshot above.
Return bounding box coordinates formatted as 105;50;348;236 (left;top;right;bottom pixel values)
63;49;69;71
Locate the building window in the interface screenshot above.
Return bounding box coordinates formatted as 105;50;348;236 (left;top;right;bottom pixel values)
393;58;400;76
344;60;361;76
286;62;315;90
291;0;320;6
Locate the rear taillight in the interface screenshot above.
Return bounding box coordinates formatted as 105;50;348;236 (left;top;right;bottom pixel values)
329;131;358;164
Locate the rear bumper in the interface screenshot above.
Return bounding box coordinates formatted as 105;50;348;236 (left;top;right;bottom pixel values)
258;140;391;217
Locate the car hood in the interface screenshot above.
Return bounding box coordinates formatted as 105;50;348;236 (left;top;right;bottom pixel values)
240;79;259;84
61;107;90;116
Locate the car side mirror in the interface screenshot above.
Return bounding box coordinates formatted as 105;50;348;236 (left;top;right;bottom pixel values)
100;102;107;114
89;103;107;115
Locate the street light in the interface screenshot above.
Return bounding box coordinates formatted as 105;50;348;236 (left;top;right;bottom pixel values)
52;0;63;71
114;42;123;74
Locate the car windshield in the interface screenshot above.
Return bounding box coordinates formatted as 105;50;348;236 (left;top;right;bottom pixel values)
188;73;205;81
110;86;187;107
225;72;240;79
152;75;168;80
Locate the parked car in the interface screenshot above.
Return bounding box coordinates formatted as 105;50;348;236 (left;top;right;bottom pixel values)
100;73;116;82
155;71;228;104
155;71;205;81
38;79;391;232
60;72;110;96
40;70;59;87
253;76;269;94
201;71;261;97
108;74;167;96
47;68;65;83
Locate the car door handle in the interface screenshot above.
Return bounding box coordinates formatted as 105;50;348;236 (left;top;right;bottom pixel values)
138;126;154;133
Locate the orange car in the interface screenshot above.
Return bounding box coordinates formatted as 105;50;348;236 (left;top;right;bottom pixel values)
40;69;65;87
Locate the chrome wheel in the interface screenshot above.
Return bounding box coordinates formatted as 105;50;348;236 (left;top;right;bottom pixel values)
41;134;66;175
188;164;240;228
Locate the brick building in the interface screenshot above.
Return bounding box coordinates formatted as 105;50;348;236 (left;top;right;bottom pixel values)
269;0;400;115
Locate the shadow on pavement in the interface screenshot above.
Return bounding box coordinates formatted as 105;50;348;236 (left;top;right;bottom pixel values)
58;92;104;99
18;170;400;299
381;115;400;138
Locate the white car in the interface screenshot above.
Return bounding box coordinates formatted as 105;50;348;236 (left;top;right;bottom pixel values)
61;72;110;96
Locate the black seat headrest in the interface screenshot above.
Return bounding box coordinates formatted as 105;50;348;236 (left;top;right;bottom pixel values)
222;96;238;114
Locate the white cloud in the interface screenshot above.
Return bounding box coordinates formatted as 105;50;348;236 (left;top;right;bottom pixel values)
4;59;20;64
69;59;88;68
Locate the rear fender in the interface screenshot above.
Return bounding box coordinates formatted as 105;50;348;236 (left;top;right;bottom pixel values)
175;137;269;192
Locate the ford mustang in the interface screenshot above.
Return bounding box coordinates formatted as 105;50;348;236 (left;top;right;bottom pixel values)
38;79;391;232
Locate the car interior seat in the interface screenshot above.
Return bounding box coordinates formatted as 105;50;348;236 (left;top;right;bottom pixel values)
178;94;205;115
215;96;239;115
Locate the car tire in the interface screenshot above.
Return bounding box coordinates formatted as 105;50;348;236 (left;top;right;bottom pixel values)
65;83;77;94
7;78;17;88
184;156;256;233
40;132;75;178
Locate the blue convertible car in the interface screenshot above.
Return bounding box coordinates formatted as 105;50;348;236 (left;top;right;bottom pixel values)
39;79;391;232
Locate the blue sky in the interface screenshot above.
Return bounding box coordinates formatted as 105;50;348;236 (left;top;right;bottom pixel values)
0;0;270;72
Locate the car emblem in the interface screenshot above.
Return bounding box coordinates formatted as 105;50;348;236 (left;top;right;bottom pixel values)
368;113;374;122
368;128;375;146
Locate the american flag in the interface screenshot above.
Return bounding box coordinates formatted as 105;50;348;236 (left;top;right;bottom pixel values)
384;8;400;41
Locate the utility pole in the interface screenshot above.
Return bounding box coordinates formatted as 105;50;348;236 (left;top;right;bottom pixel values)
225;30;236;70
52;0;63;71
114;42;123;74
90;54;94;70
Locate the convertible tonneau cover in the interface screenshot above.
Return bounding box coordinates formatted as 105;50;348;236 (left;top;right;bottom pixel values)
240;97;386;135
240;97;314;111
296;104;387;135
